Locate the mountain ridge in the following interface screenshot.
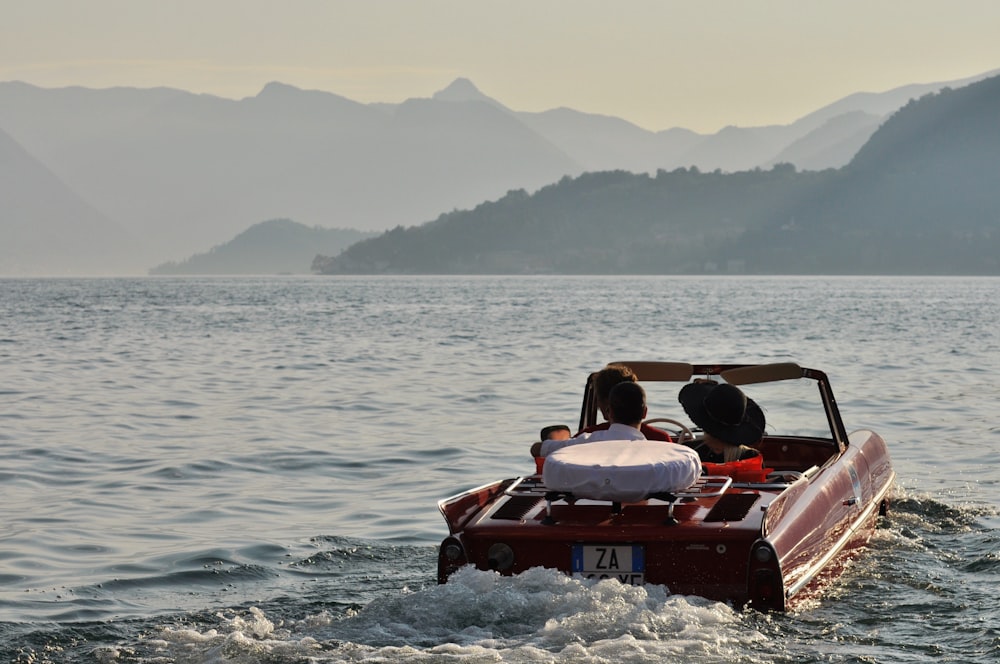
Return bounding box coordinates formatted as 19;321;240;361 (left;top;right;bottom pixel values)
2;70;998;275
315;74;1000;276
149;219;375;275
0;127;145;275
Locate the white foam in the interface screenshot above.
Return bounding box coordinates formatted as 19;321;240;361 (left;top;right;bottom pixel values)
146;567;766;662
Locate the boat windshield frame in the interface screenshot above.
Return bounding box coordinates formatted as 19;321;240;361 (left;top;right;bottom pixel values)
578;362;848;453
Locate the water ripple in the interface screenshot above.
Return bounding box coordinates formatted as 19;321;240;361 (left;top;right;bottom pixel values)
2;276;1000;661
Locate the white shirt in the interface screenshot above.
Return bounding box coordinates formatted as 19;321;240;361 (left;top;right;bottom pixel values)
539;422;646;457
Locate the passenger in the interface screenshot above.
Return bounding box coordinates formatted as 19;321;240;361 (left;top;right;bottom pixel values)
678;381;765;464
534;381;648;458
578;363;673;442
539;424;571;442
530;425;572;467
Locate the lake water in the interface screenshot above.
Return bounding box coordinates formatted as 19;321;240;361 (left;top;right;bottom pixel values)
1;275;998;663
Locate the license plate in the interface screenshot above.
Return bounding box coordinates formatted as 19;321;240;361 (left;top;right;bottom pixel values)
572;544;645;584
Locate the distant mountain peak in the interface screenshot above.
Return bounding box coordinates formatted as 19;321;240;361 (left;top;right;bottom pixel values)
251;80;359;108
256;81;302;98
433;78;489;102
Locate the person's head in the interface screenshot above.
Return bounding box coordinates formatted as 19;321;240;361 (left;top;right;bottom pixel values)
540;424;571;442
607;381;647;427
678;381;765;449
593;363;638;417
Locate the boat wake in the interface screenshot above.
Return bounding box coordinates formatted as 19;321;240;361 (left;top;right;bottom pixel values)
79;494;1000;663
144;567;766;663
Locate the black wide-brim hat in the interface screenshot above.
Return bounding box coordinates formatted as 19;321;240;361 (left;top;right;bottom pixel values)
678;381;765;446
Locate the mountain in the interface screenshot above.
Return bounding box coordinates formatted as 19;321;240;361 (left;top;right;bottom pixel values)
739;74;1000;273
518;70;1000;173
314;74;1000;275
1;71;996;275
517;107;703;173
0;79;580;268
149;219;375;275
431;77;504;107
764;111;882;171
0;127;144;275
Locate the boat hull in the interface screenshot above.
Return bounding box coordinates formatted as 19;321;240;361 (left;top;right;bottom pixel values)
437;362;895;611
438;431;894;610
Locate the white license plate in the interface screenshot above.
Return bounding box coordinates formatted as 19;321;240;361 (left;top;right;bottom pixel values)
572;544;645;584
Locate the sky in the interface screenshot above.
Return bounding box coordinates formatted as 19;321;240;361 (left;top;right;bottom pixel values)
3;1;1000;134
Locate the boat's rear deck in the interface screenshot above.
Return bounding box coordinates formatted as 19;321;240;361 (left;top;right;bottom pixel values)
453;435;836;535
447;473;791;597
480;473;789;533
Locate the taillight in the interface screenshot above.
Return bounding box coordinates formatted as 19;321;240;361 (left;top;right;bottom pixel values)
748;542;785;611
487;543;515;572
438;536;468;583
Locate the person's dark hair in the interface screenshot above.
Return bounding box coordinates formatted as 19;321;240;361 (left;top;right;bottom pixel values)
607;381;646;426
594;364;638;403
540;424;571;441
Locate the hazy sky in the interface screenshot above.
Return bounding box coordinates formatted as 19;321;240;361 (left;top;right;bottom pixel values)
4;1;1000;133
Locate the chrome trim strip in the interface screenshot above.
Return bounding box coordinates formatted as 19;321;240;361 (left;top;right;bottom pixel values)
785;471;895;598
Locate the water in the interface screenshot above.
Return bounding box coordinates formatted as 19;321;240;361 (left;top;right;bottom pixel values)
1;275;998;663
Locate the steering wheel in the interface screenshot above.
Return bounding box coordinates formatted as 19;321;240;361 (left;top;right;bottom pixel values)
643;417;695;445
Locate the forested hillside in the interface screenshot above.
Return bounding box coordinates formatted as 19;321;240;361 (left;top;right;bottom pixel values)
731;74;1000;273
150;219;374;275
315;75;1000;275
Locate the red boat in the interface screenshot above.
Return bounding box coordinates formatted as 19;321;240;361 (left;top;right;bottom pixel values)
437;362;895;611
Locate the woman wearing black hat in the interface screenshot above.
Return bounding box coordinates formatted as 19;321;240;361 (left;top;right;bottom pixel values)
678;380;765;464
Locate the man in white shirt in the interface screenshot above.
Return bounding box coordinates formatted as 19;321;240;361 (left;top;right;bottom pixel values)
536;381;648;457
